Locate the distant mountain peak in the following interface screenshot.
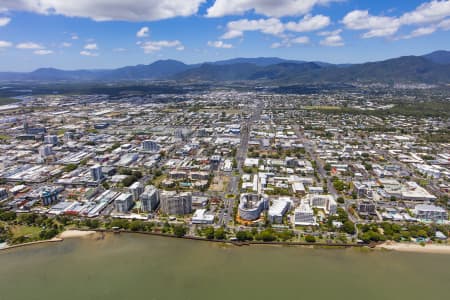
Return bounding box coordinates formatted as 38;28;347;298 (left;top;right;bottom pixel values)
422;50;450;64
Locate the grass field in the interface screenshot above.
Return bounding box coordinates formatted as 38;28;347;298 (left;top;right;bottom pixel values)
0;98;19;106
10;225;42;240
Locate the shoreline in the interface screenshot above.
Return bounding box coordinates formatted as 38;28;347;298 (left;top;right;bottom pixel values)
2;229;449;255
377;241;450;254
0;237;63;252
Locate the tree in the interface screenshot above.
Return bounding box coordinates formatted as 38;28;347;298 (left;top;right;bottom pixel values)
173;225;187;238
278;230;294;241
102;181;110;190
236;231;252;241
256;229;276;242
130;220;144;232
343;221;356;235
214;228;226;240
0;210;16;222
203;227;215;239
63;164;78;173
305;235;316;243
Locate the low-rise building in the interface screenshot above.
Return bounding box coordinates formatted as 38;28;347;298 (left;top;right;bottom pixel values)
413;204;448;222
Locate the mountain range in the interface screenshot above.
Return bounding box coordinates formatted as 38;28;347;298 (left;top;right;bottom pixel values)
0;50;449;84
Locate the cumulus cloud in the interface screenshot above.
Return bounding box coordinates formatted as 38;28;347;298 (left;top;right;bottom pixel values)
71;34;79;40
0;40;13;48
80;50;98;56
0;0;206;21
60;42;72;48
0;17;11;26
319;31;344;46
16;42;43;49
207;0;340;18
222;18;285;39
137;26;149;38
84;43;98;50
342;10;400;38
343;1;450;38
207;40;233;48
400;0;450;25
285;14;330;32
140;40;184;53
34;49;53;55
221;14;332;40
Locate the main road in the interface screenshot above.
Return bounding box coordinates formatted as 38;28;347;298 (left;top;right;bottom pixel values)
218;100;263;227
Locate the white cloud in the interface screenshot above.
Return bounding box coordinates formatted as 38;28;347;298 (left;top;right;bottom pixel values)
222;18;285;39
71;34;79;40
137;26;149;38
221;14;332;40
0;40;13;48
34;49;53;55
318;29;342;36
439;18;450;29
342;10;400;38
80;50;99;56
400;0;450;25
271;36;310;48
0;17;11;26
140;40;183;53
113;47;127;52
16;42;43;49
285;14;330;32
207;40;233;48
61;42;72;48
84;43;98;50
0;0;206;21
343;1;450;39
320;33;344;46
403;26;437;39
207;0;340;18
291;36;311;44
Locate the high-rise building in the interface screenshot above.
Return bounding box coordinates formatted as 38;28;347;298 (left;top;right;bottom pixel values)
129;181;144;201
238;193;269;221
174;128;184;140
160;191;192;215
44;135;58;145
114;193;134;213
90;165;103;182
141;185;160;212
40;186;63;206
142;140;160;152
64;131;74;142
39;145;53;158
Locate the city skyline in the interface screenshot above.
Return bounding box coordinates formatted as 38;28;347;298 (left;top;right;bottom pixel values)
0;0;449;71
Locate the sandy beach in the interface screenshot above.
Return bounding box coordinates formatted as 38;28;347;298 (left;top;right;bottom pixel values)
59;230;97;239
378;241;450;254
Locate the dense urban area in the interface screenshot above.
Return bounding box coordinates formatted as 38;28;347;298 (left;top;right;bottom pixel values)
0;84;449;247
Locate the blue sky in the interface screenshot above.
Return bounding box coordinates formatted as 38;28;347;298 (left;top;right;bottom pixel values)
0;0;449;71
